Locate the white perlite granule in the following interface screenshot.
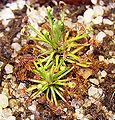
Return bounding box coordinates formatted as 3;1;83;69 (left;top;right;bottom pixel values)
92;16;103;24
96;31;106;43
0;94;8;108
11;43;21;52
89;78;99;85
101;70;107;77
5;64;13;74
0;8;15;26
91;0;97;5
103;18;113;25
93;5;104;17
83;8;94;23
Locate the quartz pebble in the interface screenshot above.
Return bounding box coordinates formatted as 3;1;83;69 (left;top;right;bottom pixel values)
0;94;8;108
104;30;114;36
89;78;99;85
92;16;103;24
17;0;26;9
101;70;107;77
103;18;113;25
6;3;18;10
88;86;103;98
99;55;104;61
0;8;15;26
5;64;13;74
93;5;104;17
0;106;2;115
7;116;16;120
83;8;94;23
91;0;97;5
28;104;36;112
0;61;4;68
96;31;106;43
11;43;21;52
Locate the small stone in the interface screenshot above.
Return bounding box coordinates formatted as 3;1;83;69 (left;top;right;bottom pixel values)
9;99;17;108
92;16;103;24
5;64;13;74
28;104;36;112
0;94;8;108
75;108;84;119
18;83;26;89
91;0;97;4
103;18;113;25
7;116;16;120
11;43;21;52
89;78;99;85
17;0;26;9
30;114;34;120
104;30;114;36
99;55;104;61
88;86;103;99
0;106;2;115
83;118;89;120
88;86;98;97
2;108;12;118
19;107;24;112
101;70;107;77
0;61;4;68
6;3;18;10
93;6;104;17
83;8;94;23
109;58;115;64
0;8;15;26
96;31;106;43
63;108;67;112
11;51;17;58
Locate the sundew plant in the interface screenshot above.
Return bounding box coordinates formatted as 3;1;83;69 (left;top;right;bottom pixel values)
24;7;91;106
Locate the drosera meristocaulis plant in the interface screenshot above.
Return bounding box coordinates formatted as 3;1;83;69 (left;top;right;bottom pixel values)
21;7;92;106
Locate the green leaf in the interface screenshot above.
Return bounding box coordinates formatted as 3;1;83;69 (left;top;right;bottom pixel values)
54;87;66;102
27;85;38;92
68;54;80;61
44;51;55;68
57;66;74;80
53;69;67;79
47;7;53;30
67;33;88;43
50;86;57;106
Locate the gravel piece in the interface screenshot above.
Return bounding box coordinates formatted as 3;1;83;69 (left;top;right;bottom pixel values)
104;30;114;36
5;64;13;74
83;8;94;23
11;43;21;52
92;16;103;24
0;94;8;108
0;61;4;68
28;104;36;112
0;106;2;115
103;18;113;25
93;5;104;17
75;108;84;119
91;0;97;5
88;86;103;98
7;116;16;120
99;55;105;61
89;78;99;85
96;31;106;43
0;8;15;26
6;3;18;10
17;0;26;9
100;70;107;77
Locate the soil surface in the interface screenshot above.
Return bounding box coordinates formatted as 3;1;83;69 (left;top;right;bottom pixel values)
0;0;114;120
